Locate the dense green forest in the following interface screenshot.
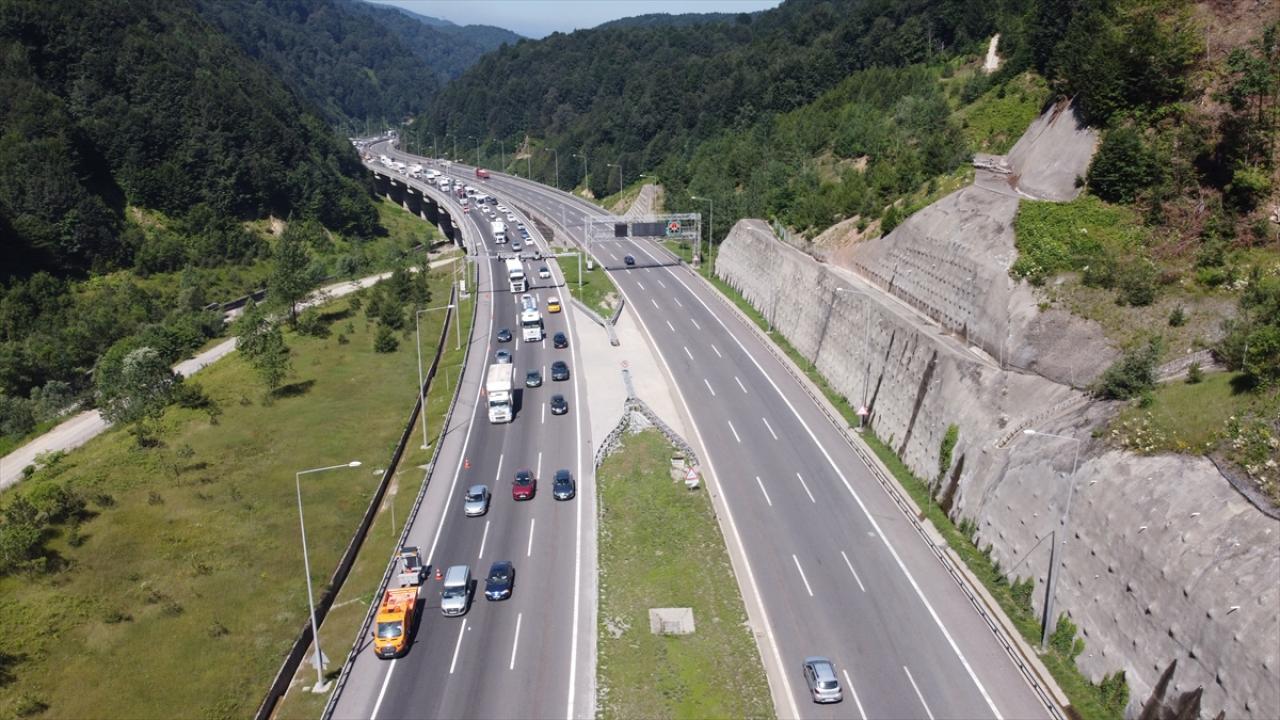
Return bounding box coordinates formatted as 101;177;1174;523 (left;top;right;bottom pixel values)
0;0;407;448
197;0;520;130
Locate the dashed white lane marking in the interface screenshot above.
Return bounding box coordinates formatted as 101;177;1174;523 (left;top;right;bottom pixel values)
841;550;868;592
796;472;816;504
735;376;747;393
651;298;660;310
448;620;467;674
637;281;645;290
904;666;935;720
762;417;778;440
711;344;721;358
673;297;682;307
494;453;504;483
727;419;740;443
478;520;490;559
683;345;693;360
657;278;666;288
527;517;536;557
755;476;773;507
792;554;814;597
843;668;868;720
667;320;676;332
690;318;700;329
510;612;523;670
704;378;716;396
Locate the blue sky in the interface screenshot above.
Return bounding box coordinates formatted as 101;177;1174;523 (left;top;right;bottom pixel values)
370;0;783;38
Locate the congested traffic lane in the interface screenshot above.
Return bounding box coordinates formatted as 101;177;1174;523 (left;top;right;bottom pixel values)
329;162;594;720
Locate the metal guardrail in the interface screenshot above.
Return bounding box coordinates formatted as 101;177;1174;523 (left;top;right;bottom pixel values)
691;261;1069;720
255;284;458;720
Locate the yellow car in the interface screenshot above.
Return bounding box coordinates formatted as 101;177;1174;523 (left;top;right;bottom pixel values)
547;297;562;313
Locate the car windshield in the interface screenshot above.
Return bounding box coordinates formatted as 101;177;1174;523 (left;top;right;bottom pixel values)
466;490;483;502
489;570;509;583
817;680;838;690
376;621;403;639
515;475;531;485
442;586;464;599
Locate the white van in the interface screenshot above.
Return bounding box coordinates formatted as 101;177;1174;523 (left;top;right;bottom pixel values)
440;565;471;616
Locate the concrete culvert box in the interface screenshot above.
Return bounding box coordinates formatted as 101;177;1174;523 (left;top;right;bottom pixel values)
649;608;695;636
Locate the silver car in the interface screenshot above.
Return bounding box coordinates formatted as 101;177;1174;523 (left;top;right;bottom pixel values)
463;485;490;517
802;657;843;703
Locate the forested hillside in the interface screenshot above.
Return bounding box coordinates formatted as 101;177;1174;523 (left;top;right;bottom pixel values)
0;0;401;449
197;0;520;130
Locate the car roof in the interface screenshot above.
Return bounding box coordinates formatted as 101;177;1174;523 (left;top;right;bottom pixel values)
489;560;512;573
467;484;487;494
555;469;571;480
552;393;565;401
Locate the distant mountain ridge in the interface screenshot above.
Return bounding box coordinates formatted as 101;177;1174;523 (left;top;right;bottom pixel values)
597;12;740;30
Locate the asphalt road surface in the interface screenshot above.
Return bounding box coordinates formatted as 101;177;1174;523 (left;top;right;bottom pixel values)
374;142;1053;720
329;167;595;720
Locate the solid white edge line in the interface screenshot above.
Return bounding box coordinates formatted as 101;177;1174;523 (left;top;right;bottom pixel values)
448;620;467;674
796;472;816;504
763;417;778;440
841;550;868;593
755;475;773;507
792;554;814;597
653;256;1004;719
510;612;523;671
904;665;936;720
843;668;868;720
478;520;490;559
372;220;495;720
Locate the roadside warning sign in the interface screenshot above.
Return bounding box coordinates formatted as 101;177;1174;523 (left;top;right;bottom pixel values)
666;219;682;236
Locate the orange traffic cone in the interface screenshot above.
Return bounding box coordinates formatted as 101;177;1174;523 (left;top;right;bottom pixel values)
464;458;471;470
434;567;443;581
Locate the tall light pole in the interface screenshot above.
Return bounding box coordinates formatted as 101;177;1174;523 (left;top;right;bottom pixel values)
573;151;588;191
526;149;532;179
295;460;362;692
415;304;457;449
1021;428;1083;651
690;195;713;269
606;161;623;195
546;147;559;188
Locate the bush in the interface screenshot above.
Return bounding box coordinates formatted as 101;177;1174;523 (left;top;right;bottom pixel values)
938;424;959;480
1115;256;1159;306
295;309;331;338
373;325;399;353
0;394;35;438
1187;362;1203;384
1087;126;1161;204
1094;337;1162;400
26;481;83;523
1168;306;1186;327
1226;164;1273;212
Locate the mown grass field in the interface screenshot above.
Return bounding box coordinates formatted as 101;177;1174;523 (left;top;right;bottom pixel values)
554;246;617;319
596;429;773;720
273;283;474;719
0;269;457;720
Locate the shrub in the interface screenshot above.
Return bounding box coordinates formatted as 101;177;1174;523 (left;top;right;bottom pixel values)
1115;256;1159;306
373;325;399;353
1168;306;1186;327
295;309;331;338
1087;126;1160;203
1186;362;1203;384
1094;337;1162;400
0;394;35;438
938;424;959;480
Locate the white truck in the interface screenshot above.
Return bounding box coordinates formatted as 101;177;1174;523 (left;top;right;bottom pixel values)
506;258;526;293
486;364;514;423
520;308;543;342
491;220;507;244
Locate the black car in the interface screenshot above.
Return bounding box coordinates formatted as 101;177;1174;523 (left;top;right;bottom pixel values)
525;369;542;388
553;332;568;349
497;328;512;343
552;469;575;501
550;394;568;415
484;560;515;600
550;361;570;381
624;255;636;266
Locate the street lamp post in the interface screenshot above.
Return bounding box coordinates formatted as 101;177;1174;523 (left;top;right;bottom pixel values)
415;304;457;449
546;148;559;188
1021;428;1083;651
573;151;588;191
690;195;713;269
295;460;362;692
606;161;623;195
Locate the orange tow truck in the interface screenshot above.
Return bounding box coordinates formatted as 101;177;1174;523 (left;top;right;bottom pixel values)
372;587;418;659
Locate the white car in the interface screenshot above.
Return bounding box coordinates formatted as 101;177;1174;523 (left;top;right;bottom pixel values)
538;266;551;279
506;212;517;222
496;204;508;213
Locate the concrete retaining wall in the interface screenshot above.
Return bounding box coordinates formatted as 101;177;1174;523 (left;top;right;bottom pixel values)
715;221;1280;719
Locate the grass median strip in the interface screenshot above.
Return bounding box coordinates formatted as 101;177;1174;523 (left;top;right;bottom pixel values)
555;246;617;320
0;269;458;720
597;429;772;720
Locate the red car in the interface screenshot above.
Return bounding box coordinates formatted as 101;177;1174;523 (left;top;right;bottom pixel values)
512;469;536;501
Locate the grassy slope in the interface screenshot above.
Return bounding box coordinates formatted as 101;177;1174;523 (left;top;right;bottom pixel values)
0;270;455;719
554;246;617;319
596;430;772;720
274;280;474;719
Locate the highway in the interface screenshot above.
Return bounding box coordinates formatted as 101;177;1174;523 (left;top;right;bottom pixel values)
329;163;595;720
376;140;1053;720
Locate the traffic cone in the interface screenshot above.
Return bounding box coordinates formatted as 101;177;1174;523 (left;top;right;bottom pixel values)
464;458;471;470
435;567;443;581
